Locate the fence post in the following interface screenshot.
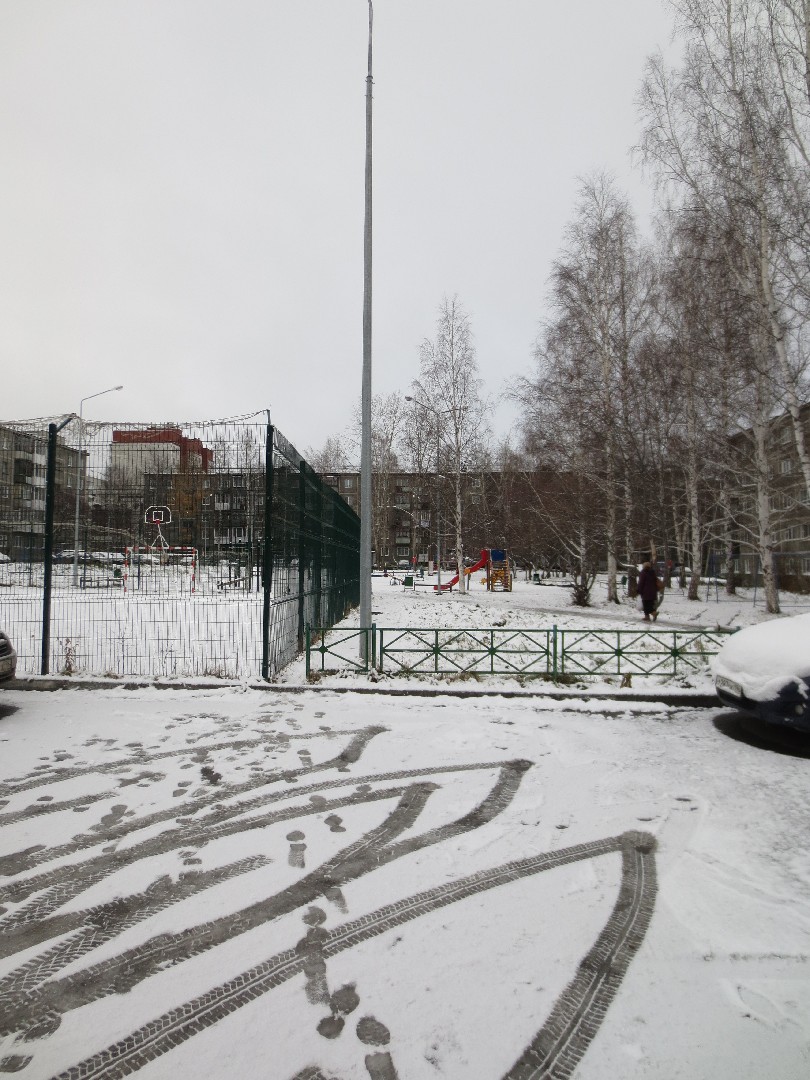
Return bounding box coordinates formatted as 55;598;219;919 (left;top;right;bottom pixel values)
371;622;376;671
41;424;58;675
435;628;439;674
305;624;311;679
261;418;274;680
378;627;384;673
41;416;75;676
297;462;306;654
314;475;323;629
552;624;558;680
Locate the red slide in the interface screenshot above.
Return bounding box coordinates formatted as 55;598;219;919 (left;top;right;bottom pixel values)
435;548;489;592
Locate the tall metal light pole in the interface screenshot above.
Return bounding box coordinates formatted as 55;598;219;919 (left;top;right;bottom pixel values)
72;384;123;586
359;0;374;646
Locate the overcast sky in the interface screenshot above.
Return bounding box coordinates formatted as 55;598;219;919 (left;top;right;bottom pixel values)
1;0;677;456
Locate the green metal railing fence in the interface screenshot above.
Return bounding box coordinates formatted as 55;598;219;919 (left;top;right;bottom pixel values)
305;624;375;678
306;624;735;680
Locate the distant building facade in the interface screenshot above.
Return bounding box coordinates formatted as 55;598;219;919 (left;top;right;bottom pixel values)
728;404;810;590
0;423;82;560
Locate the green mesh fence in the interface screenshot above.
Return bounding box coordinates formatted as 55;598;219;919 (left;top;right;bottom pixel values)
0;414;359;679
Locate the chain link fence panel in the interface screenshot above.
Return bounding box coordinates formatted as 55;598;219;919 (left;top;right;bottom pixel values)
0;414;359;679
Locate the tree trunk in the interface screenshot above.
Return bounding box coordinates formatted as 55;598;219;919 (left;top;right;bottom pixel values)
718;487;737;595
688;491;702;601
686;378;702;601
753;417;780;614
455;476;465;594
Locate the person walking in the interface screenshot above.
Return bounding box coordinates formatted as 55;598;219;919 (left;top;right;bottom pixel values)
637;560;662;622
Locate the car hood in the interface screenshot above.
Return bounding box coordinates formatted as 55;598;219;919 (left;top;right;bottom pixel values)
713;613;810;701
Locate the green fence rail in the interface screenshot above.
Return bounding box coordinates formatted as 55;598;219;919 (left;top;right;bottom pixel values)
305;624;375;678
306;624;735;680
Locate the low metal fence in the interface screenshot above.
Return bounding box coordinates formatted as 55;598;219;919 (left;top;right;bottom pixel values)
305;625;374;678
305;624;734;680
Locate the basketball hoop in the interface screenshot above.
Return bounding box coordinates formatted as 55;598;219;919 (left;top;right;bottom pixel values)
145;505;172;551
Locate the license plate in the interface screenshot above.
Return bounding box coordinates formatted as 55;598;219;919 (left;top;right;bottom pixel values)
716;674;743;698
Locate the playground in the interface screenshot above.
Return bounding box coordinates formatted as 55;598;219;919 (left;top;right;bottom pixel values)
392;548;513;593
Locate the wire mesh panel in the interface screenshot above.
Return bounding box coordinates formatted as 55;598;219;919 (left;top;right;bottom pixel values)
378;628;553;675
267;428;361;673
0;415;359;678
557;628;732;677
309;625;733;680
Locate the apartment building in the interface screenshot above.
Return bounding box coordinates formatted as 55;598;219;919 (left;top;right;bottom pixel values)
0;423;82;560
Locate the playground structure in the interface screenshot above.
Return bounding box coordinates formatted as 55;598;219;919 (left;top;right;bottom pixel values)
487;548;512;592
435;548;512;593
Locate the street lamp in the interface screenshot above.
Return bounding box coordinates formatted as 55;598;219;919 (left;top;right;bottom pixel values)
72;385;123;586
405;395;449;594
359;0;374;650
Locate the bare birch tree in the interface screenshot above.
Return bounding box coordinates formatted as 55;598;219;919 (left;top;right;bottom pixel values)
542;175;654;602
638;0;800;610
414;297;490;594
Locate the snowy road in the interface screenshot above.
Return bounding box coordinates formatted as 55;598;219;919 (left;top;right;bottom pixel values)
0;686;808;1079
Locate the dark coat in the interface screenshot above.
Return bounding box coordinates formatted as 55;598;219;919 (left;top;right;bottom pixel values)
637;566;660;604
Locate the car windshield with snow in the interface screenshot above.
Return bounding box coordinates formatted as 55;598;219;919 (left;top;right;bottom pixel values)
713;612;810;732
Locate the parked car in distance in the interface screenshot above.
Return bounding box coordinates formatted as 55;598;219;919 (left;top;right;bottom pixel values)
714;613;810;732
91;551;125;565
0;551;10;563
0;629;16;682
53;549;91;564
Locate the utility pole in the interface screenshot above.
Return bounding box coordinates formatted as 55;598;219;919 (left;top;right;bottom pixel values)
359;0;373;652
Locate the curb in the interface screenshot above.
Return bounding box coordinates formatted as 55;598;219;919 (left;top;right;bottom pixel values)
3;676;720;709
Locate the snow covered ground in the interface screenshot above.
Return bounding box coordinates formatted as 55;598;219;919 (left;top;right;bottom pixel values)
1;681;809;1079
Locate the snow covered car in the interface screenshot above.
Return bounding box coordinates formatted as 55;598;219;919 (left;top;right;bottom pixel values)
0;629;16;682
714;613;810;732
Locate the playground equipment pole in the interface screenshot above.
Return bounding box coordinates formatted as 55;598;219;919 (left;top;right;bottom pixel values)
72;384;123;587
359;0;373;653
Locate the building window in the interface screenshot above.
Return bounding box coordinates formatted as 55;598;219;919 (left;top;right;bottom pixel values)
341;476;356;492
780;458;793;475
